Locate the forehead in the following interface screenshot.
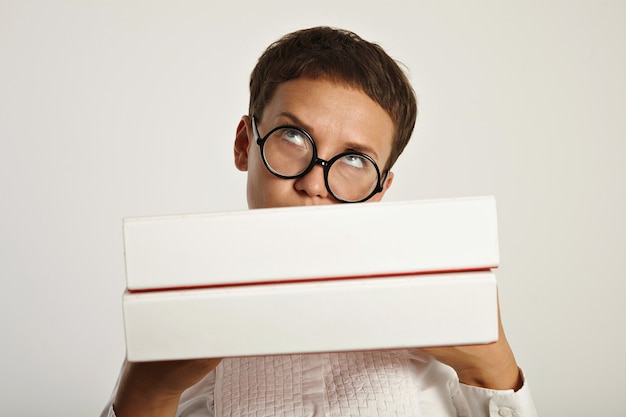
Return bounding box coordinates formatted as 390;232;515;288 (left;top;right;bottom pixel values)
261;78;394;163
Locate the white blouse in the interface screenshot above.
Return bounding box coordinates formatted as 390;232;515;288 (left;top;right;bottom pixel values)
103;350;537;417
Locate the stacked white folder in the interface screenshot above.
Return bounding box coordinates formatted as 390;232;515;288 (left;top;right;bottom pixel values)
122;196;501;361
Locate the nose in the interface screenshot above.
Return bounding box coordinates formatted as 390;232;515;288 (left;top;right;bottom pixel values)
294;162;330;200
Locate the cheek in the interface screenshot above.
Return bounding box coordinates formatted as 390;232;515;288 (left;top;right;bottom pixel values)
244;147;303;208
246;162;288;208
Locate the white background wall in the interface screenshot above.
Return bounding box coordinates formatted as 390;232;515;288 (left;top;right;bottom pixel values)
2;1;625;416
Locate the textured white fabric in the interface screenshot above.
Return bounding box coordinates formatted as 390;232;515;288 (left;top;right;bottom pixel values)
102;351;537;417
215;351;423;417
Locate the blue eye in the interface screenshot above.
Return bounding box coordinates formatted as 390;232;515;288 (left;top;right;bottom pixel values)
340;154;367;169
281;129;307;148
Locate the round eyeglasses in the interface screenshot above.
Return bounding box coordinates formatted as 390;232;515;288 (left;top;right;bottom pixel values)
252;116;385;203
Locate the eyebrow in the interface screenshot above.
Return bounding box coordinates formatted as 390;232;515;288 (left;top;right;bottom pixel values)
276;111;380;160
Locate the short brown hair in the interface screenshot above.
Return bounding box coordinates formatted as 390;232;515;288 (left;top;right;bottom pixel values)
249;26;418;171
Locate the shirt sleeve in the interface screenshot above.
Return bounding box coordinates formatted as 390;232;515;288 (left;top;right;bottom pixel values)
99;360;217;417
101;404;116;417
458;369;538;417
99;361;125;417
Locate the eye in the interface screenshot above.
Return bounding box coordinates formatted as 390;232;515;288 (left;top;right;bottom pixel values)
280;128;308;148
339;154;368;169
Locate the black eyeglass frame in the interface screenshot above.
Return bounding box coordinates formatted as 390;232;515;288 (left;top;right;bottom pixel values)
251;116;386;203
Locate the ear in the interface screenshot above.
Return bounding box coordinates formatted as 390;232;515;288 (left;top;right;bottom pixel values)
371;171;394;202
382;171;394;192
234;116;251;171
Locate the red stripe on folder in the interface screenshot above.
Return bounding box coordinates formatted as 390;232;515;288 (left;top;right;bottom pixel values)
127;266;497;294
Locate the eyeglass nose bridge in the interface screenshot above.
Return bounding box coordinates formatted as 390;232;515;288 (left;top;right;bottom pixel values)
300;156;331;179
312;157;330;169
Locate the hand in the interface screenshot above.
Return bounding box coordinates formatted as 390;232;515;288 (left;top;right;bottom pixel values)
420;295;523;391
113;358;222;417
